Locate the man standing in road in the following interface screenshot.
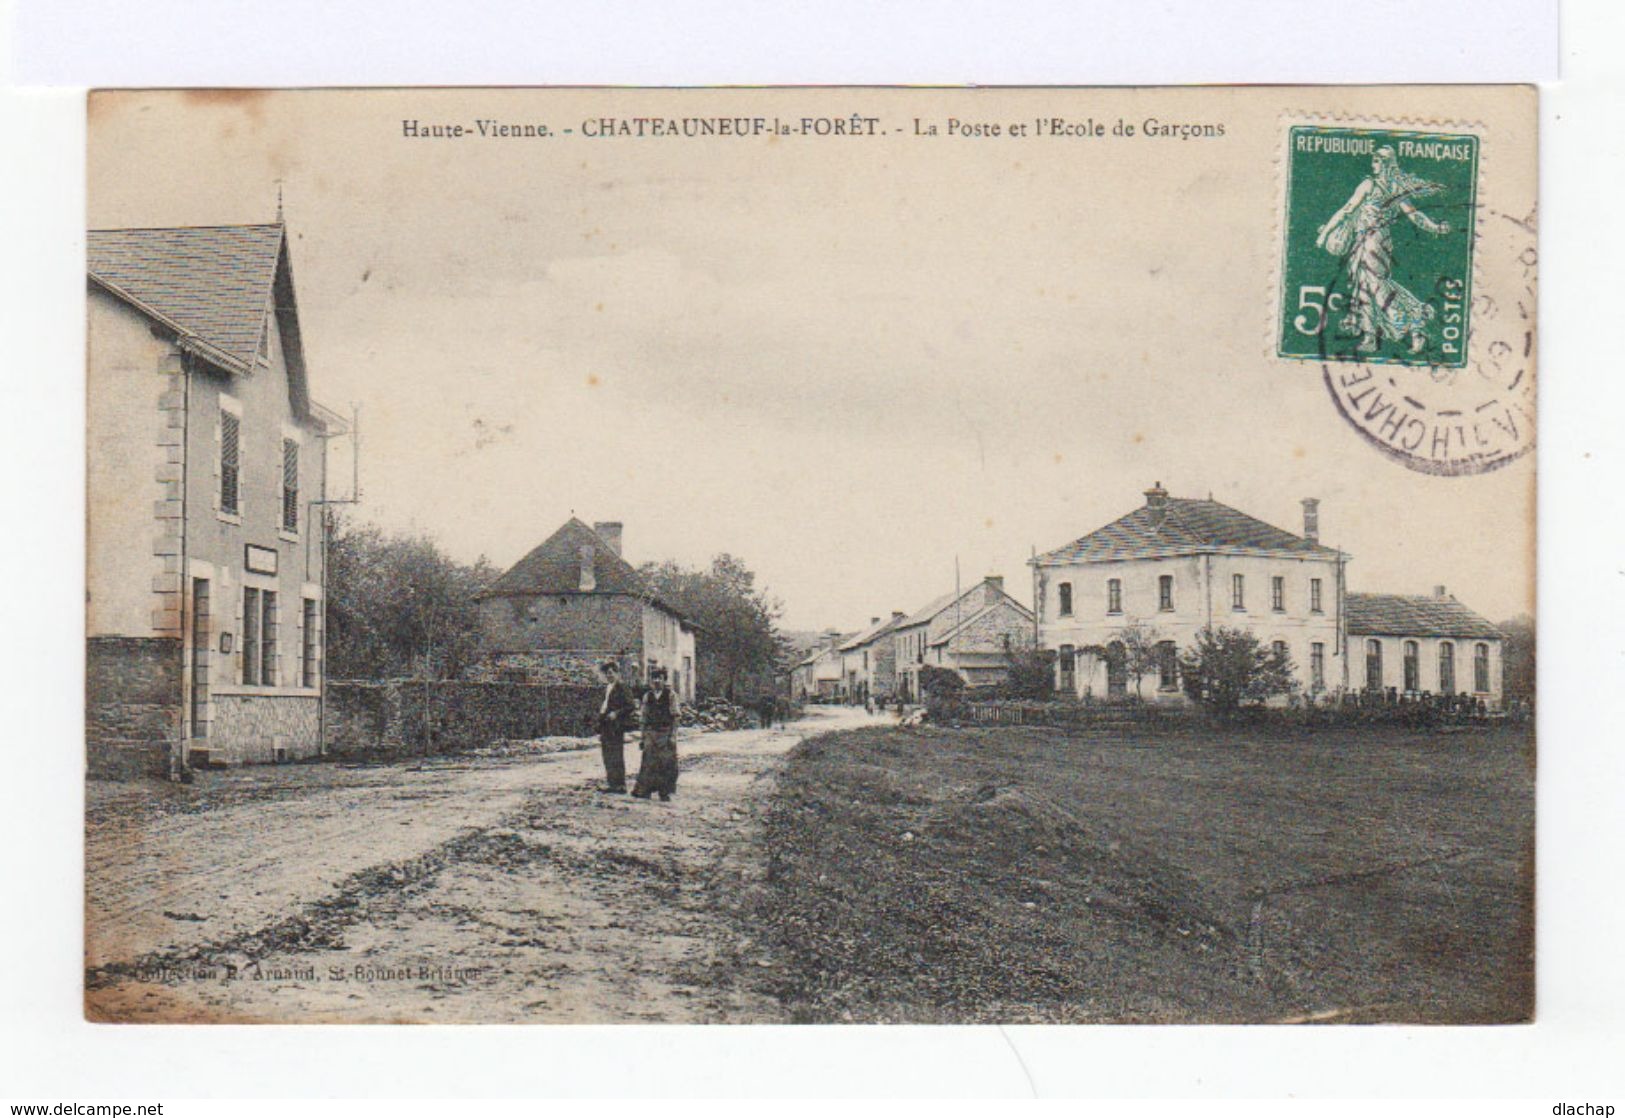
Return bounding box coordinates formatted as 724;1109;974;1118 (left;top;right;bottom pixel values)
596;661;634;793
632;668;681;802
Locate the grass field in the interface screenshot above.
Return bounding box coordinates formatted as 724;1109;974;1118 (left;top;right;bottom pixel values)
737;720;1534;1023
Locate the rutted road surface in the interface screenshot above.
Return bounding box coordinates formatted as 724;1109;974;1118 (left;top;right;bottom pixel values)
85;706;878;1023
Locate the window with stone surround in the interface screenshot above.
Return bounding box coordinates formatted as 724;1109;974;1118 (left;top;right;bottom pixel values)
282;438;299;533
1310;577;1323;613
302;597;319;688
1271;576;1285;612
1158;575;1173;611
220;408;241;517
241;587;278;687
1106;578;1122;614
1232;573;1246;611
1058;581;1073;616
1157;640;1178;690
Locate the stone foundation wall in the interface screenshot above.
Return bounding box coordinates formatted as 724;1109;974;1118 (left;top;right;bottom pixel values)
469;649;628;686
210;693;320;763
86;636;182;779
327;680;601;756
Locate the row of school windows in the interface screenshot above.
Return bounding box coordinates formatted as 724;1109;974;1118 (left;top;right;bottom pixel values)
1365;639;1492;695
218;406;301;534
1056;639;1331;691
1055;573;1325;617
226;586;321;689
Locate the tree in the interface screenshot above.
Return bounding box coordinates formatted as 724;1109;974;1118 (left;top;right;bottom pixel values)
1176;626;1297;713
1499;614;1534;703
640;553;784;701
325;515;497;680
1114;619;1164;700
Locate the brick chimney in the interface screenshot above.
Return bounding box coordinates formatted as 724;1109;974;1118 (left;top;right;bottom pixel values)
578;544;597;592
984;575;1005;606
593;521;623;557
1433;585;1449;599
1145;481;1169;528
1301;498;1321;543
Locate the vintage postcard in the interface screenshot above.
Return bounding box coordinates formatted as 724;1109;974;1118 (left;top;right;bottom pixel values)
85;86;1535;1024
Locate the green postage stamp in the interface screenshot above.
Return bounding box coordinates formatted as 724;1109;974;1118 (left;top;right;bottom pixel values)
1278;125;1479;369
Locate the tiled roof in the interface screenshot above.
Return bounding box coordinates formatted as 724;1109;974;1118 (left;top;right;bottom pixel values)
1034;497;1341;564
1347;593;1503;639
480;518;685;620
838;614;905;651
88;224;286;372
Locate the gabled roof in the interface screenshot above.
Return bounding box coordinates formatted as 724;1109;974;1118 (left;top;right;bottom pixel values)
88;223;323;424
930;598;1035;647
88;224;286;373
838;614;905;652
480;518;686;620
897;580;1024;630
1347;593;1503;639
1033;496;1342;565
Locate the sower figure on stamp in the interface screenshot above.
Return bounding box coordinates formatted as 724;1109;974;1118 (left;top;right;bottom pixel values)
596;661;634;793
632;667;681;802
1316;145;1452;356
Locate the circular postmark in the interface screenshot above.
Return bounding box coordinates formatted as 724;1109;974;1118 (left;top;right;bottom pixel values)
1314;194;1536;478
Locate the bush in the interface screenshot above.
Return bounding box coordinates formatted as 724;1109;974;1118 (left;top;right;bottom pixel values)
1177;626;1296;714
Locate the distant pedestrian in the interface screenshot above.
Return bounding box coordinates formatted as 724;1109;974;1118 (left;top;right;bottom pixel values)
595;661;634;793
632;669;681;802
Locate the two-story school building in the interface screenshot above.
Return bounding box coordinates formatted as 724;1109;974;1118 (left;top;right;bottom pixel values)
1030;483;1348;702
1029;483;1506;708
87;222;344;775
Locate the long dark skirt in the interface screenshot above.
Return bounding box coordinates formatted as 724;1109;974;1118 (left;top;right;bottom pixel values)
632;727;678;799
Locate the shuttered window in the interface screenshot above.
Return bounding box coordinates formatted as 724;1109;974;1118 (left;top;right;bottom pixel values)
282;438;299;533
220;409;241;516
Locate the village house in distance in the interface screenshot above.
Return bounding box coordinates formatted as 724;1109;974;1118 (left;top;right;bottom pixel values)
892;576;1035;702
475;518;698;702
1030;483;1505;708
86;222;345;776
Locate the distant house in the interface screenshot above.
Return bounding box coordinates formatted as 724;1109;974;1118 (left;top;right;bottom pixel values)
838;612;907;703
1348;588;1504;706
791;631;846;701
476;519;697;702
1030;483;1507;708
86;221;344;774
892;576;1034;699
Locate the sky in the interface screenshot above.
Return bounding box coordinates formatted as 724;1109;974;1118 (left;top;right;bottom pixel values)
87;88;1536;632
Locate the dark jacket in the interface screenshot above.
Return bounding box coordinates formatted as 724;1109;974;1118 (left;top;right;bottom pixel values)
642;686;680;731
597;681;634;735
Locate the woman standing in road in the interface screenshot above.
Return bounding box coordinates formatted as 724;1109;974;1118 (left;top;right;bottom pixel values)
632;668;682;802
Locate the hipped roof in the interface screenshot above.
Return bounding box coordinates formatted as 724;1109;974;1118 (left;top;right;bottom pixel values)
1033;497;1343;565
480;518;688;622
1347;593;1503;639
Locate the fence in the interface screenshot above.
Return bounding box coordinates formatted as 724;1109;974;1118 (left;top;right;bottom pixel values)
326;680;601;757
939;698;1174;729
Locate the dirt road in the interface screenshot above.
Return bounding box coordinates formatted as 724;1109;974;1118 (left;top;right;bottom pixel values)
85;705;877;1023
